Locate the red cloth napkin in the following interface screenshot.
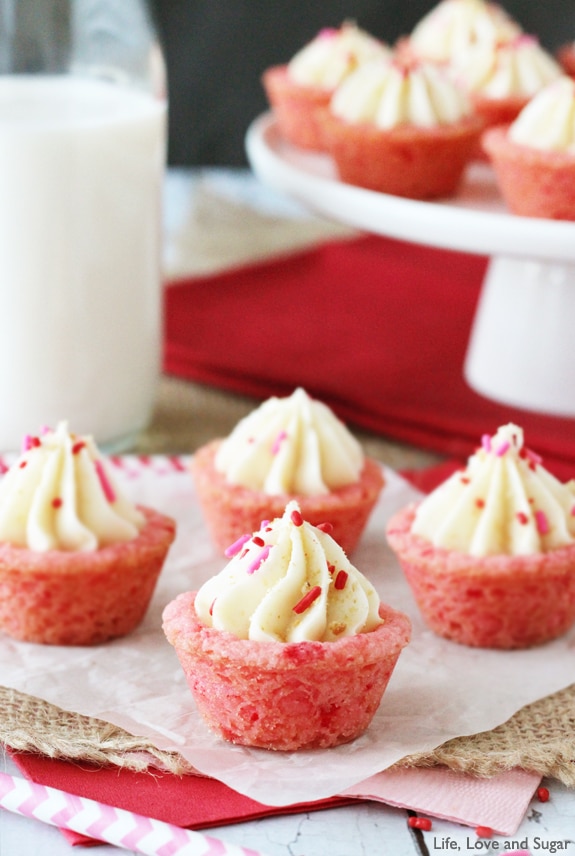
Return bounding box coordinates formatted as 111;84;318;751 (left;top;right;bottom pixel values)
164;234;575;481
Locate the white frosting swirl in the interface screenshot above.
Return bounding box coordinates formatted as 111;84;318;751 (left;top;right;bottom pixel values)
509;76;575;152
410;0;521;65
288;22;390;90
330;58;472;128
194;500;382;642
456;36;561;98
214;388;364;496
411;424;575;557
0;421;144;552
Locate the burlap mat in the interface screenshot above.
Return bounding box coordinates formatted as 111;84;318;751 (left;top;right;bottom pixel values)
2;683;574;785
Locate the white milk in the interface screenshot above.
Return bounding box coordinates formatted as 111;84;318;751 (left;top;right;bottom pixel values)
0;76;167;451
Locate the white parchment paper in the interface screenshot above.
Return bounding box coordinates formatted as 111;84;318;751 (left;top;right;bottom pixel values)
1;456;573;806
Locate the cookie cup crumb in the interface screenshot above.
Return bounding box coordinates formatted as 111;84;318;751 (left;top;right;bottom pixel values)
162;590;411;751
387;504;575;649
321;111;483;199
483;125;575;219
191;440;384;556
0;507;176;645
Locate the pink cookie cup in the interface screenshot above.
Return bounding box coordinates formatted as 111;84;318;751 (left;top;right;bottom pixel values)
191;439;385;557
321;110;484;199
557;44;575;79
386;504;575;649
482;125;575;220
163;590;411;750
0;507;176;646
261;65;332;151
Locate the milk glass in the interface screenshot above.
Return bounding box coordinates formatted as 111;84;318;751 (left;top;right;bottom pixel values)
0;0;167;451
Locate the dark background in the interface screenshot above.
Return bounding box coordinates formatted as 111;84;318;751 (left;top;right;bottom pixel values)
149;1;575;167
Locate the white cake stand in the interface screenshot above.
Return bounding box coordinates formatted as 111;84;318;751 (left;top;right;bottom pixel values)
245;112;575;418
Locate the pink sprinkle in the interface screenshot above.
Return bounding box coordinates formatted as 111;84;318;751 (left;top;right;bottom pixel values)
260;520;270;529
224;533;251;558
496;441;510;457
21;435;41;452
535;510;550;535
525;447;542;466
271;430;288;455
516;511;529;525
247;545;270;575
318;27;337;38
94;459;116;503
481;434;492;452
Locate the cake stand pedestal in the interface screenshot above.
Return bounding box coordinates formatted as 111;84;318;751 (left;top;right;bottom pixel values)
246;113;575;418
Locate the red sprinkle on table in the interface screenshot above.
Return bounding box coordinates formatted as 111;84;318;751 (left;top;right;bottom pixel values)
317;522;333;534
537;786;550;803
476;827;494;838
408;816;432;831
290;509;304;527
293;585;322;614
334;570;348;590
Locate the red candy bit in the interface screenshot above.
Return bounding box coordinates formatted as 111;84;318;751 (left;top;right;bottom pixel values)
19;461;27;469
327;562;336;575
293;585;321;615
476;826;494;838
537;786;550;803
72;440;86;455
334;570;348;591
290;509;304;527
316;522;333;534
516;511;529;525
22;435;41;452
408;816;432;831
94;459;116;503
252;536;265;547
51;497;63;509
475;498;485;509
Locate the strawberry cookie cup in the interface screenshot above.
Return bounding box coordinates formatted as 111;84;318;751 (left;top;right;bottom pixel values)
386;504;575;649
163;589;410;750
0;507;176;646
191;439;384;557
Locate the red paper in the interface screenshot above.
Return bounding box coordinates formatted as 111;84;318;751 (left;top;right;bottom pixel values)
9;751;356;847
163;234;575;481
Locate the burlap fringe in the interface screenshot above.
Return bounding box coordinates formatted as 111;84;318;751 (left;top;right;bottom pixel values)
2;683;574;785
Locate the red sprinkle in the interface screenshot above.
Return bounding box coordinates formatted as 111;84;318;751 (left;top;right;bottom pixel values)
537;786;550;803
94;459;116;503
252;536;265;547
334;570;348;590
290;509;304;527
209;598;216;616
72;441;86;455
535;509;550;535
19;461;27;469
460;476;470;484
22;435;41;452
51;497;63;509
317;522;333;534
476;827;494;838
516;511;529;525
293;585;322;615
408;816;432;831
475;498;485;508
327;562;336;575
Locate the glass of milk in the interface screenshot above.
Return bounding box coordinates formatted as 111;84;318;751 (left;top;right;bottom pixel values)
0;0;167;451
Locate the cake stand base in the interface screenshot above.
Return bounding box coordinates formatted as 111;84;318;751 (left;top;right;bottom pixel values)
464;255;575;417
